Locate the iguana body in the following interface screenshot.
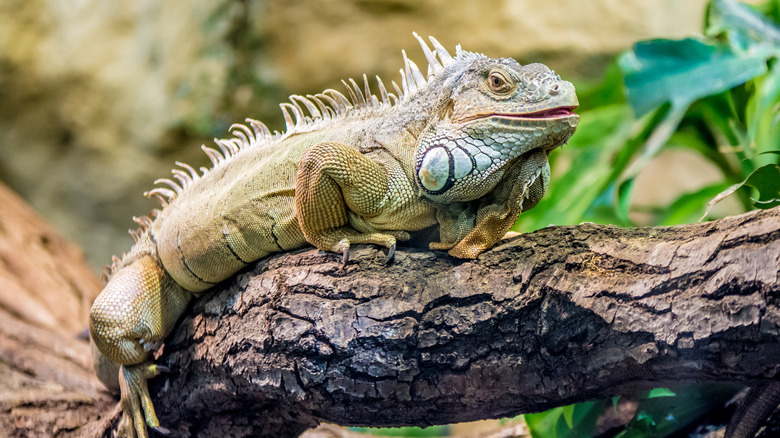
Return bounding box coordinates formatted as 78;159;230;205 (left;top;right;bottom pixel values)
89;34;579;437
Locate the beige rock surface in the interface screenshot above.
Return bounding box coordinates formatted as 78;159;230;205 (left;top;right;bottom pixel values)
0;0;725;270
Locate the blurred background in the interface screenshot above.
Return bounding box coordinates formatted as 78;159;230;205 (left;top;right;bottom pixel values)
0;0;758;272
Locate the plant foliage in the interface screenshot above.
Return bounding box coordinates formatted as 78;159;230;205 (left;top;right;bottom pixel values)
516;0;779;437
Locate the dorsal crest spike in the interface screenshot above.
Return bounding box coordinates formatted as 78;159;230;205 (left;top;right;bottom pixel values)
286;99;308;126
340;80;360;108
154;178;183;194
413;32;442;77
175;161;200;180
229;127;250;148
132;215;153;229
246;118;271;140
408;59;426;89
428;35;454;66
229;123;255;146
279;104;295;131
375;75;390;106
214;138;239;156
401;50;418;94
399;69;410;97
281;102;307;129
145;187;175;206
317;92;346;116
171;169;193;187
291;95;321;120
306;94;333;120
201;145;223;166
391;80;404;99
362;74;375;108
324;89;353;113
348;78;366;107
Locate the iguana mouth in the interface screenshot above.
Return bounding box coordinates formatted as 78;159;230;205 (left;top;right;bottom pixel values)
457;106;578;123
517;106;578;118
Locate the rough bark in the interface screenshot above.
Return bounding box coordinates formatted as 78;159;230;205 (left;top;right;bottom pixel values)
133;205;778;437
0;183;113;437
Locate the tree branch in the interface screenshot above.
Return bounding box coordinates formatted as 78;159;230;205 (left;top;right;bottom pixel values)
134;206;780;437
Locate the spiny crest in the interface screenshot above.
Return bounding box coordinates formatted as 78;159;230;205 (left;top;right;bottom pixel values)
140;34;482;213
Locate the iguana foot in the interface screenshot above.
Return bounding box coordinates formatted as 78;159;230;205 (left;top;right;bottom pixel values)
117;363;168;438
324;232;406;268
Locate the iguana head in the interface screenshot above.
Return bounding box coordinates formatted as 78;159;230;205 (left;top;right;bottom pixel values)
411;35;579;204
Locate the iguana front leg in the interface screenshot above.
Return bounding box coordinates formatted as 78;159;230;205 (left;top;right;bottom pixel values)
295;142;410;265
446;151;550;258
90;255;192;438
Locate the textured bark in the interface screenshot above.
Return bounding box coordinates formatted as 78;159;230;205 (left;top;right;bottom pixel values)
129;205;779;437
0;183;112;437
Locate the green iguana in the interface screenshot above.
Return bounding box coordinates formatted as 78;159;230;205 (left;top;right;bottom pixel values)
89;34;579;437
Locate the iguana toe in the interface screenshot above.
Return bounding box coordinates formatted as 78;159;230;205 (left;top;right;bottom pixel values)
385;243;396;264
118;363;164;438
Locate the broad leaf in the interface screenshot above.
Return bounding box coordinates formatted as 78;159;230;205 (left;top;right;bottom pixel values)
707;0;780;49
525;401;605;438
620;38;768;118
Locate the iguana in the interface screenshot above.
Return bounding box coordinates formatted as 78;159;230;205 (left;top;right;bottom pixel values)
89;34;579;437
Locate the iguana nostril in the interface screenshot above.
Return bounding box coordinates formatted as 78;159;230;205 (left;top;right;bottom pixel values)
549;84;560;95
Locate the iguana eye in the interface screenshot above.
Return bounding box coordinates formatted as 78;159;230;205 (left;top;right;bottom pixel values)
488;71;512;94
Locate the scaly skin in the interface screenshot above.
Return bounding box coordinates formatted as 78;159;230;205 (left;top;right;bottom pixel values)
89;34;579;437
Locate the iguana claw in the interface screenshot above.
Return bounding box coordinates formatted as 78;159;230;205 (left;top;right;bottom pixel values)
340;247;350;269
153;426;171;435
385;243;396;264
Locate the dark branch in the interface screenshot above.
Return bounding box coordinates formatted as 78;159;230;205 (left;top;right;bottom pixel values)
139;207;780;436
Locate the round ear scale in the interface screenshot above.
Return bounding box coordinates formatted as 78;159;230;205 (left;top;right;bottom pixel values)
417;147;453;193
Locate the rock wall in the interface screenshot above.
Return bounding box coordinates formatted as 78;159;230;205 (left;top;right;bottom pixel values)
0;0;716;270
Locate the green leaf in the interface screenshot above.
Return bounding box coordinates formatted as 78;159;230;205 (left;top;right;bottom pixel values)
702;163;780;220
620;37;768;118
347;426;449;437
707;0;780;48
562;404;576;429
647;388;677;398
745;61;780;161
525;407;565;438
658;183;734;226
616;177;635;224
616;383;741;438
746;164;780;207
525;402;606;438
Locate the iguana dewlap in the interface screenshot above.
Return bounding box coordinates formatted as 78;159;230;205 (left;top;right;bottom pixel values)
89;34;579;437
